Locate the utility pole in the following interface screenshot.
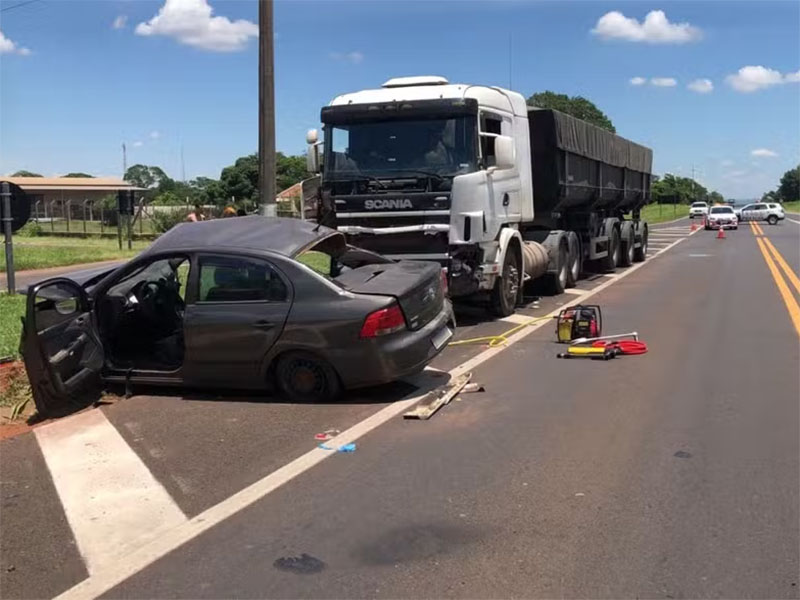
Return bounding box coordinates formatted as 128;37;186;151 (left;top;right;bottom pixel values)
259;0;277;217
1;182;15;294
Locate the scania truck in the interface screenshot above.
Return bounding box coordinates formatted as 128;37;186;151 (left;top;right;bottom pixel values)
305;76;652;316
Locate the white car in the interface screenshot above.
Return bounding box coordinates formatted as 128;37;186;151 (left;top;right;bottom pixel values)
735;202;785;225
689;202;709;219
705;205;738;230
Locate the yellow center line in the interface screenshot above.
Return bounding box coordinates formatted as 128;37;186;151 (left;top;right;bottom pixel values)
762;236;800;296
748;221;758;235
755;236;800;338
755;221;764;235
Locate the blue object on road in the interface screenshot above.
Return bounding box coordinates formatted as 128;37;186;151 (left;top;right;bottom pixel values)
318;443;356;453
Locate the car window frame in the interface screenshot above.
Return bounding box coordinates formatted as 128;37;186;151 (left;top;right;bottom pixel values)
92;251;194;304
193;252;292;306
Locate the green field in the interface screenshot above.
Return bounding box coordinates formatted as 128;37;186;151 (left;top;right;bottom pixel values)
628;204;691;224
783;201;800;214
2;236;148;272
0;293;25;359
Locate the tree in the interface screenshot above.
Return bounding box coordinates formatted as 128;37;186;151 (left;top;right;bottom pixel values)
777;165;799;202
11;170;42;177
526;91;616;133
651;173;709;204
220;154;259;203
63;172;94;178
276;153;309;192
124;164;171;189
762;190;780;202
708;191;724;205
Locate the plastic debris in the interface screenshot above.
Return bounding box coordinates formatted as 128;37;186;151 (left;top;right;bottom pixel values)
318;442;356;453
314;429;340;441
461;383;485;394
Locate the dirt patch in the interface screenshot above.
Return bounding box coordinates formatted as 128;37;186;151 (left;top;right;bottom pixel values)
0;361;37;439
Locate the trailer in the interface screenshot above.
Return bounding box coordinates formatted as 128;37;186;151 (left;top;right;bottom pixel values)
306;76;653;316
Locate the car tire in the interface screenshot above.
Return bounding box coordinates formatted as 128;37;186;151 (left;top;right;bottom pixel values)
767;215;778;225
490;246;521;317
600;226;619;273
733;226;738;230
275;352;341;403
633;224;648;263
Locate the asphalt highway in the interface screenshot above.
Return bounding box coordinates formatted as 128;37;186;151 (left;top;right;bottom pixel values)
1;218;798;599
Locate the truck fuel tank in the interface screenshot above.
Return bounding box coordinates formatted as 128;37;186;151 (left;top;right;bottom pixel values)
522;241;549;280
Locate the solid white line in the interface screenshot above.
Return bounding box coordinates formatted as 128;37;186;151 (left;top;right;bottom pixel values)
787;218;800;225
57;233;691;600
35;410;187;576
563;288;585;295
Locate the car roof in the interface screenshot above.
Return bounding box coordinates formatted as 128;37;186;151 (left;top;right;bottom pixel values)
142;216;337;258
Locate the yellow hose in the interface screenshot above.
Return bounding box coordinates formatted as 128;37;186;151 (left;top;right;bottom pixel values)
448;315;554;348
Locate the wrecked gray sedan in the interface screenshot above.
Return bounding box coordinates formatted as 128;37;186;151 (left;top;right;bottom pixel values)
21;217;454;415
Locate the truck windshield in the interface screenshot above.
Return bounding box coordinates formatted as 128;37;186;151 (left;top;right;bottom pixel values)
324;116;477;180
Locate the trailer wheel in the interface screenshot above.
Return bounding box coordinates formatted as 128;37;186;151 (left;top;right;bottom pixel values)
566;232;581;288
548;241;568;295
600;226;620;272
619;225;635;267
490;246;521;317
633;224;648;262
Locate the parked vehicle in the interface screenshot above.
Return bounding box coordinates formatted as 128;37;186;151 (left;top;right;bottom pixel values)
689;202;709;219
735;202;785;225
21;217;455;415
705;205;738;230
306;76;652;317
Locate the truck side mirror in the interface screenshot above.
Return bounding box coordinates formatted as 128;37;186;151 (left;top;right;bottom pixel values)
306;129;323;174
494;135;515;170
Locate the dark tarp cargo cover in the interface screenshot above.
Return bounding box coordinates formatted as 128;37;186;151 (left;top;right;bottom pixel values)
529;108;652;174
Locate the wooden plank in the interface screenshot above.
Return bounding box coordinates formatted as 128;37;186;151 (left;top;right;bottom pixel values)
403;373;472;420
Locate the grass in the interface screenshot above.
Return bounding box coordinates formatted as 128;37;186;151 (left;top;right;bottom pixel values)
627;204;691;224
38;219;157;235
783;201;800;214
0;293;25;359
2;236;148;272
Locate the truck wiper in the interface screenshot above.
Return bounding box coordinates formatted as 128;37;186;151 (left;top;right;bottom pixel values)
389;169;445;182
327;173;386;188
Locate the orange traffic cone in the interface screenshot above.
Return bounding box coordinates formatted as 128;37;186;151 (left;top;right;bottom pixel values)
691;220;697;231
717;225;725;239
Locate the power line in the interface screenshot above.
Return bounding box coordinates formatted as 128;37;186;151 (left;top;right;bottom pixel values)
0;0;41;13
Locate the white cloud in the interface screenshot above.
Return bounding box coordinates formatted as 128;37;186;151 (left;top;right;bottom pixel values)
149;130;161;139
329;51;364;64
135;0;258;52
112;15;128;30
725;65;800;92
629;76;647;86
651;77;677;87
0;29;31;56
591;10;702;44
133;141;144;148
751;148;778;158
720;159;735;167
687;78;713;93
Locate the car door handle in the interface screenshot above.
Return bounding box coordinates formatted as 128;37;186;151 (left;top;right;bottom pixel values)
252;320;274;330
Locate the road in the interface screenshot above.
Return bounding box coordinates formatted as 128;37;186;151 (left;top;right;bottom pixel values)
1;218;798;599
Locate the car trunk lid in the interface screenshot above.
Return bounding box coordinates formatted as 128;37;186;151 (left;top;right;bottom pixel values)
335;261;444;331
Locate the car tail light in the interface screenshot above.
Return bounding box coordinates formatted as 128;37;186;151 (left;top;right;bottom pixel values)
440;268;449;296
360;304;406;338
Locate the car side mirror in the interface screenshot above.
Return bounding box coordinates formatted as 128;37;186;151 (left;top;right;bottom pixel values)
493;135;515;171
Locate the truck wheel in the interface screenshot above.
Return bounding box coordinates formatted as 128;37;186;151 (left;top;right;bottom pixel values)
767;215;778;225
566;232;581;288
548;241;568;295
633;224;648;262
600;227;619;272
619;225;635;267
275;352;341;403
490;247;521;317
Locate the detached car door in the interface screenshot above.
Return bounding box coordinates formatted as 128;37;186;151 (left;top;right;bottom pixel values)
183;254;292;387
21;278;104;416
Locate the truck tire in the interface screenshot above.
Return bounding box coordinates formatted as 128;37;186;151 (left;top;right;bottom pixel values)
490;246;521;317
619;223;635;267
548;241;568;295
600;226;619;273
634;224;648;262
566;231;581;288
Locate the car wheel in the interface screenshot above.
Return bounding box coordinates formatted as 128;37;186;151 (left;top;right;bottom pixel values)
767;215;778;225
600;226;619;273
633;224;648;262
490;246;521;317
275;352;341;403
733;226;738;230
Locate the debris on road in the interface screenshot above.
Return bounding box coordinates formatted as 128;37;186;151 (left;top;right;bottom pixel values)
318;442;357;453
403;372;472;420
461;383;485;394
273;553;326;575
314;429;341;441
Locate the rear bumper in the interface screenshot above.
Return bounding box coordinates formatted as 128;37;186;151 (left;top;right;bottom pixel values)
333;300;455;389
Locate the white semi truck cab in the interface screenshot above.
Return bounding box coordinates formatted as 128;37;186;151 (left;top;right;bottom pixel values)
307;76;652;316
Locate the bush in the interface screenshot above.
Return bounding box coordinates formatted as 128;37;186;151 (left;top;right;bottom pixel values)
152;208;190;233
16;222;44;237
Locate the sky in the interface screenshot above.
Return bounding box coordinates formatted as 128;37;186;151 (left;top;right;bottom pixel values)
0;0;798;200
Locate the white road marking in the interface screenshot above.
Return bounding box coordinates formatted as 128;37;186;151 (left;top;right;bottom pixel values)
499;313;533;324
787;218;800;225
56;232;692;600
35;410;187;576
563;288;585;295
